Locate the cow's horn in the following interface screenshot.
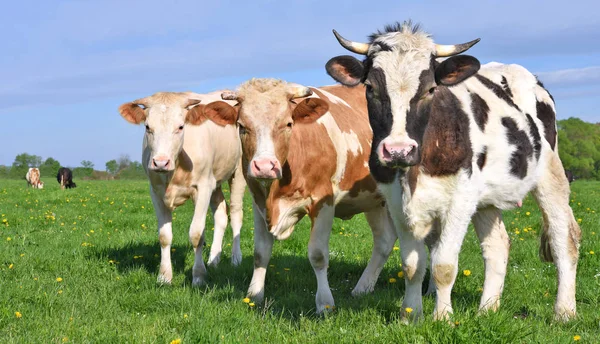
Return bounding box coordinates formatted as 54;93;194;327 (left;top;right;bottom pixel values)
132;97;151;108
183;99;201;108
434;38;481;57
332;29;370;55
221;91;239;101
289;86;312;99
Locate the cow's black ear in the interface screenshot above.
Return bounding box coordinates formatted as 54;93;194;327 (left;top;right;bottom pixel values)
326;55;364;86
435;55;480;86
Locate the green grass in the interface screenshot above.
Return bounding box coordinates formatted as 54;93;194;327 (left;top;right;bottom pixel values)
0;178;598;343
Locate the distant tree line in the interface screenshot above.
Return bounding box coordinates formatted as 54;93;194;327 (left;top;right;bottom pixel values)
1;118;598;181
0;154;146;180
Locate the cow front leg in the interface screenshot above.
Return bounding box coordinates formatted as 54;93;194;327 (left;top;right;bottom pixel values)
247;202;273;303
189;183;215;286
207;187;228;267
150;188;173;284
309;203;335;313
228;165;246;266
398;227;428;321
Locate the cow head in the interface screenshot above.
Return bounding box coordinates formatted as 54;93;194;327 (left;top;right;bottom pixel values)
38;181;44;189
326;21;480;169
211;79;329;180
118;92;236;172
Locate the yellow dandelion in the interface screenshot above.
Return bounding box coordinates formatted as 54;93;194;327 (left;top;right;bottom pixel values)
62;337;69;343
58;290;63;294
577;218;582;223
9;264;13;269
393;246;400;251
525;211;531;216
183;314;188;318
405;307;413;314
592;232;596;235
454;321;460;326
325;304;331;309
515;230;520;235
463;270;472;276
249;302;255;307
170;339;182;344
397;271;404;278
6;237;11;241
389;278;397;283
56;277;63;282
573;335;581;341
242;297;250;303
15;311;22;318
590;251;595;255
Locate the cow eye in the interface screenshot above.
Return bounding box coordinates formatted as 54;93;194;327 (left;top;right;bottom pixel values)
145;125;151;132
287;122;293;128
429;87;436;94
178;125;184;130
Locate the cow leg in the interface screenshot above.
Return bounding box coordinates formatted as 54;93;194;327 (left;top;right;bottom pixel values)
228;165;246;266
207;186;228;267
398;227;428;320
309;202;335;313
531;152;580;321
150;188;173;284
189;182;215;286
352;205;396;296
424;221;441;297
472;207;510;313
430;214;472;321
247;202;273;303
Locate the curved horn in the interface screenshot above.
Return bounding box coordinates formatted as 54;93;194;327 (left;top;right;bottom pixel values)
434;38;481;57
221;91;239;101
183;99;201;109
332;29;370;55
289;86;313;99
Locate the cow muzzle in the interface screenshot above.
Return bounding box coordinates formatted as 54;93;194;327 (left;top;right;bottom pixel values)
150;155;173;172
378;139;419;167
249;157;282;180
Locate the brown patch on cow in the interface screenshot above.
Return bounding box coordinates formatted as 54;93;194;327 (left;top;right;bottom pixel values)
568;220;581;262
407;166;419;196
119;102;146;124
433;264;454;287
420;87;473;176
404;264;417;281
202;101;238;126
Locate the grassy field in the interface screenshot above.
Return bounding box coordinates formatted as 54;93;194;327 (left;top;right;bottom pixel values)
0;178;598;343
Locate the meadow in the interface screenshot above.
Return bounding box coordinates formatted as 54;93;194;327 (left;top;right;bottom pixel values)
0;178;598;343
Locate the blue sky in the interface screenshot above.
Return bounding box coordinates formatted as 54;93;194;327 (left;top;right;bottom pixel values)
1;0;599;169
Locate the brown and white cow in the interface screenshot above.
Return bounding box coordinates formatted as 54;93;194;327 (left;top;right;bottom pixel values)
118;91;246;286
206;78;397;313
326;21;581;321
26;168;44;189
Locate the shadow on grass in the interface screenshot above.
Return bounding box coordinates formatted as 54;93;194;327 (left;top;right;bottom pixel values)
88;243;483;323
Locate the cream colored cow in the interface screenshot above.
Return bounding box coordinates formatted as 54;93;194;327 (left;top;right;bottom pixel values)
119;91;246;286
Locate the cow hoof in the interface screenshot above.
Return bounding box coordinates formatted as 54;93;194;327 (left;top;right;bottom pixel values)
207;255;220;268
157;275;172;285
554;308;576;322
231;253;242;267
192;276;206;287
246;289;265;304
351;284;374;297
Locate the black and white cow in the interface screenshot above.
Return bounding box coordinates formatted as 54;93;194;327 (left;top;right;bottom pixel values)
326;21;580;321
57;167;77;189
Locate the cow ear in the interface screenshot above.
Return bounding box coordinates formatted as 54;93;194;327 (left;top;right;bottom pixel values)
326;55;364;86
292;98;329;124
435;55;480;86
118;102;146;124
202;101;238;126
186;104;208;125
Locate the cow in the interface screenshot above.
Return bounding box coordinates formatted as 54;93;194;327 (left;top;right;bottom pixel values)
26;168;44;189
325;21;580;321
118;91;246;286
57;167;77;189
565;169;575;183
205;78;398;313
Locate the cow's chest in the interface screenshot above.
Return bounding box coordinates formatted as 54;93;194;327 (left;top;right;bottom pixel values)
162;184;196;210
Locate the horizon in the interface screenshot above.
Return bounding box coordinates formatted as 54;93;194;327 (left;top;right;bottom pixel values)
1;0;599;169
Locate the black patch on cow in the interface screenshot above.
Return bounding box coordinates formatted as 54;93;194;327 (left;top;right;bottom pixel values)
526;113;542;160
470;93;489;131
501;76;513;98
536;77;555;103
501;117;533;179
477;147;487;170
406;60;436;143
365;67;398;183
475;74;521;111
536;101;557;150
420;87;473;177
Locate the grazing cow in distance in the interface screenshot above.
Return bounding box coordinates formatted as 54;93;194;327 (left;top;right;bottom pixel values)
26;168;44;189
118;91;246;286
565;170;575;183
57;167;77;189
211;78;397;312
326;21;580;321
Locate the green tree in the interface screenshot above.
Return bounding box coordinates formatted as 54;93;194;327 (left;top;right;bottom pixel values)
105;160;118;175
81;160;95;169
40;157;61;177
557;117;600;180
10;153;42;179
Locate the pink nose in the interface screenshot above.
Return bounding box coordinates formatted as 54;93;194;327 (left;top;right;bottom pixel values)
250;158;282;179
152;156;171;170
381;141;417;163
